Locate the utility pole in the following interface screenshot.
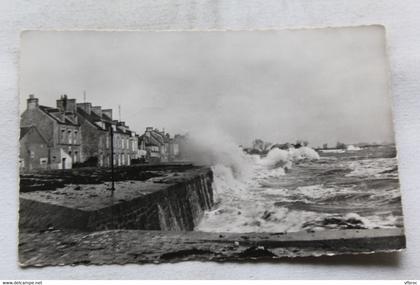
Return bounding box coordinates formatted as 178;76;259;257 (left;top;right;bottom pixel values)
109;125;115;195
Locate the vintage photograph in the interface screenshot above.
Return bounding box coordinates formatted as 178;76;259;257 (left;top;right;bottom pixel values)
18;27;405;266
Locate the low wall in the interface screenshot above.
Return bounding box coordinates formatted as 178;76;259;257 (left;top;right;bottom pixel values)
19;167;214;231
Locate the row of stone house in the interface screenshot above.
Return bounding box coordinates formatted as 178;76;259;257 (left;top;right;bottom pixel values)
138;127;182;164
19;94;180;171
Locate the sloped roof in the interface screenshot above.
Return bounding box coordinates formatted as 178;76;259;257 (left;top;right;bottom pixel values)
102;113;113;122
138;130;166;147
76;107;107;131
76;107;131;135
20;127;32;140
38;105;79;126
20;126;48;144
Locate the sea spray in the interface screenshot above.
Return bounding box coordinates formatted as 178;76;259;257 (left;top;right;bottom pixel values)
180;128;254;181
182;131;399;233
346;145;362;151
257;148;291;169
256;146;320;170
181;130;330;232
289;146;321;160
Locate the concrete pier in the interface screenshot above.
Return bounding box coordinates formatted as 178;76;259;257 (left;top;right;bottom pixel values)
19;166;213;231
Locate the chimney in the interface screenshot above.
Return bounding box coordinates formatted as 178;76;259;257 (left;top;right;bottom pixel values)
102;109;113;120
76;102;92;115
91;106;102;117
56;95;67;112
27;94;39;110
66;98;77;113
56;94;77;113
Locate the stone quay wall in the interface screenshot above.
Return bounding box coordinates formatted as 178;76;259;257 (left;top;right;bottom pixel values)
86;170;214;231
19;166;214;231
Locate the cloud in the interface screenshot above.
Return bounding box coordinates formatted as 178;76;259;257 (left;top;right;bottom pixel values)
20;27;395;146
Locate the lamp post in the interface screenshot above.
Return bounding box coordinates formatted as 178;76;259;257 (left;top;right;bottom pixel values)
109;125;115;195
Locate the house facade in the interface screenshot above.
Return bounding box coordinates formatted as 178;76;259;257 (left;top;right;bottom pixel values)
138;127;164;163
138;127;180;163
75;102;112;167
19;126;50;171
20;95;82;170
20;94;181;171
76;101;134;167
112;121;133;167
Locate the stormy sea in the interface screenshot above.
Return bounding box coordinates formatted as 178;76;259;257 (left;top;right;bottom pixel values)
195;145;403;233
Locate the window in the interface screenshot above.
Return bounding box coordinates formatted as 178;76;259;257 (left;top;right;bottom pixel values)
74;131;78;143
40;158;48;165
68;130;72;144
29;150;35;158
61;129;66;142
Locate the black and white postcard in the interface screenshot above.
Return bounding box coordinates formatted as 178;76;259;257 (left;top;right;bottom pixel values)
18;26;405;266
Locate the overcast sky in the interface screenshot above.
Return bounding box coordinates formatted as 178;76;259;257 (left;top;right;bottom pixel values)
20;27;395;147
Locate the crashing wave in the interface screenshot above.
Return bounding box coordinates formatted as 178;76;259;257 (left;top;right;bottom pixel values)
288;146;320;161
346;145;362;151
258;146;320;170
182;130;331;233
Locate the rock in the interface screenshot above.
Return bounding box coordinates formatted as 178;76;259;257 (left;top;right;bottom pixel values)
238;246;276;258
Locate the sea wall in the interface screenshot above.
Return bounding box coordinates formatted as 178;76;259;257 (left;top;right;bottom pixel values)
86;170;214;231
19;167;214;231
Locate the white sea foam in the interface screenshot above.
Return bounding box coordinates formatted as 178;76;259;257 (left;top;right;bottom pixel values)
257;146;320;171
185;131;399;233
319;149;346;153
288;146;321;161
181;128;254;181
191;135;324;232
346;145;362;151
346;158;398;178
